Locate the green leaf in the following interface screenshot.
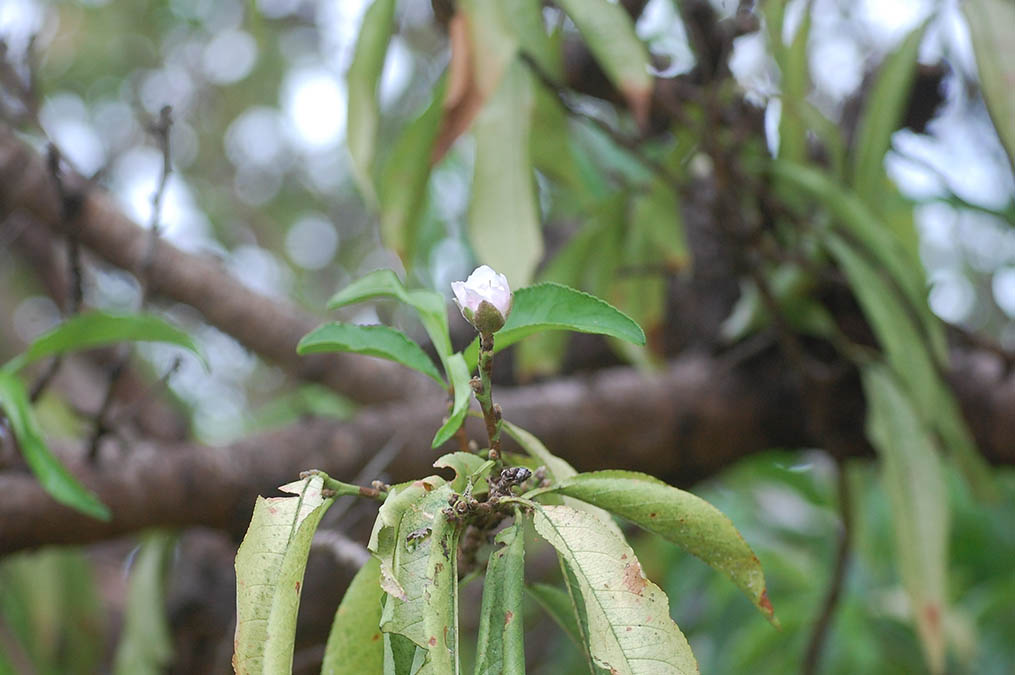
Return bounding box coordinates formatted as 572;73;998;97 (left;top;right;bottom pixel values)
327;268;453;362
777;0;813;164
474;520;526;675
0;549;104;674
631;179;689;271
529;86;585;197
346;0;397;206
547;470;777;626
434;452;492;494
964;0;1015;170
371;478;460;671
378;80;446;263
525;583;583;648
2;311;206;374
772;160;945;361
466;282;646;369
554;0;652;122
862;365;949;674
557;555;601;674
297;322;444;385
825;234;994;496
0;371;110;521
469;61;544;289
432;354;472;448
233;476;334;674
384;631;425;674
322;557;384;674
504;0;558;79
850;20;929;206
112;532;175;675
532;504;698;674
503;282;645;347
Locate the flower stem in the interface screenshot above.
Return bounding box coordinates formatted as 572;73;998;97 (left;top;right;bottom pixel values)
474;332;502;461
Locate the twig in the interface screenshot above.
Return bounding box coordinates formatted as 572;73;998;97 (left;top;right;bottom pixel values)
139;105;172;302
87;107;173;460
86;359;127;461
324;432;403;524
800;463;853;675
29;146;84;402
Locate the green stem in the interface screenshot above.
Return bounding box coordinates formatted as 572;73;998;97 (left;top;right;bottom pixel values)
475;332;503;462
299;470;387;501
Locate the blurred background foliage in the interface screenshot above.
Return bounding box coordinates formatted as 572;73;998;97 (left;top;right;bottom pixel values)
1;0;1014;672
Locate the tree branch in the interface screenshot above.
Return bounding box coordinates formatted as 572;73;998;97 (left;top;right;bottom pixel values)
1;348;1011;554
0;123;426;405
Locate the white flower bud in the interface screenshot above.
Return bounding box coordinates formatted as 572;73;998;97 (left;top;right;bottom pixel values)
451;265;512;333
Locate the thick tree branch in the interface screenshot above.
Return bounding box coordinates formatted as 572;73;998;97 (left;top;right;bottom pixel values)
1;348;1011;554
0;123;425;404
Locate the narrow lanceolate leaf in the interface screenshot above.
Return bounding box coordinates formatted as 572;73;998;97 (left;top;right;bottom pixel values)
378;80;445;262
373;478;460;671
0;371;110;521
432;354;472;448
298;322;444;385
112;532;175;675
525;583;583;648
326;269;454;364
548;470;777;625
469;61;543;289
233;476;334;674
475;520;526;675
346;0;397;206
2;311;206;374
850;20;929;205
964;0;1015;170
777;0;813;164
554;0;653;125
322;557;384;674
825;235;994;497
863;366;949;675
533;504;698;674
465;282;646;369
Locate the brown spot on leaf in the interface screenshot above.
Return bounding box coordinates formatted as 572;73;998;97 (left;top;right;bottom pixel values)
620;554;628;560
649;512;657;518
294;581;301;593
622;561;647;595
372;633;381;641
429;636;438;647
759;589;774;617
923;604;941;632
504;610;514;627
